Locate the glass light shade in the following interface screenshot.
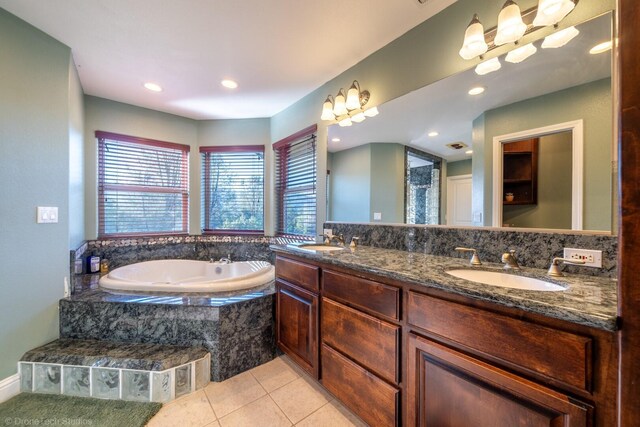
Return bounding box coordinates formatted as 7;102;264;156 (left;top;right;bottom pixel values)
459;15;488;60
475;57;502;76
351;112;366;123
532;0;575;27
333;89;348;116
505;43;537;63
494;1;528;46
363;106;379;117
320;97;335;121
590;40;612;55
541;26;579;49
338;117;352;127
345;82;361;110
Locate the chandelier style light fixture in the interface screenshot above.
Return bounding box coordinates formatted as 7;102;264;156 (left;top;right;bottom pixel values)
458;0;578;62
320;81;378;127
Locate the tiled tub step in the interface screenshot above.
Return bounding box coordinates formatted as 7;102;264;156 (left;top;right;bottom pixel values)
19;339;210;403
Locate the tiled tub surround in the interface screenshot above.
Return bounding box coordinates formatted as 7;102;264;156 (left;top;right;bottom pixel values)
60;282;277;382
19;339;210;402
325;222;618;278
271;244;618;331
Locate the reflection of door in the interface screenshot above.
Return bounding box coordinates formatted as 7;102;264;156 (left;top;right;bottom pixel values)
446;174;472;226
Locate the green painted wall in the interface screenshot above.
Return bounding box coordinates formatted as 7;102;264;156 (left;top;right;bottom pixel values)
270;0;614;233
0;9;75;379
447;159;472;177
503;132;573;229
68;58;85;249
328;145;371;222
370;144;405;223
476;78;612;231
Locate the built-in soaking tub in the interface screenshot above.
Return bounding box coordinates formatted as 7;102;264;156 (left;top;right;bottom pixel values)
99;259;275;293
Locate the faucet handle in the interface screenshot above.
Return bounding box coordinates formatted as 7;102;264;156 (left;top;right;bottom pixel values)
547;257;585;277
501;250;520;270
350;237;360;248
455;247;482;266
318;233;331;245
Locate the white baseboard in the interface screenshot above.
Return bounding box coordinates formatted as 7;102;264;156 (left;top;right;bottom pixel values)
0;373;20;403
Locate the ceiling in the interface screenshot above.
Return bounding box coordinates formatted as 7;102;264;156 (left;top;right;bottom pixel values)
0;0;456;120
327;14;612;161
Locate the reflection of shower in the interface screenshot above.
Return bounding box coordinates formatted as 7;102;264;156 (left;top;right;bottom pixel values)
406;148;442;225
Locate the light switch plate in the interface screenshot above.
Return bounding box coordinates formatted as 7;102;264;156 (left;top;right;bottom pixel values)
37;206;58;223
373;212;382;221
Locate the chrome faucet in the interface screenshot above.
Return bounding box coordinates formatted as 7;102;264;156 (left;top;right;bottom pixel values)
217;254;232;264
455;247;482;266
547;257;585;277
501;250;520;270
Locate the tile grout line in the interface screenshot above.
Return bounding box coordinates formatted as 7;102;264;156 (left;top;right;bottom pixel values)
290;400;333;426
202;384;219;423
265;393;295;426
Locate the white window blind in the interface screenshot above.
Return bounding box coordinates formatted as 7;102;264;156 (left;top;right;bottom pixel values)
200;146;265;234
274;125;317;239
97;131;190;237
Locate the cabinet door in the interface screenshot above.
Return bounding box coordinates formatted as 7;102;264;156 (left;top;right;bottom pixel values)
407;334;589;427
276;280;319;378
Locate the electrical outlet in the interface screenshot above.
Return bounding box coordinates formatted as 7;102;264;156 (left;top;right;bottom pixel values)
37;206;58;223
563;248;603;268
323;228;333;237
373;212;382;221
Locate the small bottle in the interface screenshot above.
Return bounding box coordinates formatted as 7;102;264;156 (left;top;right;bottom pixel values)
86;255;101;274
100;259;110;274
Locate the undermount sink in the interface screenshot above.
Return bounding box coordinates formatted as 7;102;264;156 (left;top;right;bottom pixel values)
446;269;566;292
288;244;346;252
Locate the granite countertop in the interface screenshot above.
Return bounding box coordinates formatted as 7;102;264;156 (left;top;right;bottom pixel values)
270;244;618;331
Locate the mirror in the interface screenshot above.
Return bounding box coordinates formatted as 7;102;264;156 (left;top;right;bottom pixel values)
326;13;614;233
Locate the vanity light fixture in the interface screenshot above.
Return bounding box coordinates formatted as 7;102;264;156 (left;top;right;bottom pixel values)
428;131;439;137
532;0;575;27
541;26;579;48
333;89;348;116
321;95;336;120
338;117;352;127
144;82;162;92
475;58;502;76
363;106;379;117
468;87;486;95
320;81;375;126
459;14;489;60
221;79;238;89
351;112;366;123
505;42;537;63
590;40;612;54
494;1;528;46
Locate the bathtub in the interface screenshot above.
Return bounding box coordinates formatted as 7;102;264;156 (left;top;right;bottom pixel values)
99;259;275;293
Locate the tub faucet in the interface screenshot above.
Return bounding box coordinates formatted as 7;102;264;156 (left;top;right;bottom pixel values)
219;254;232;264
501;250;520;270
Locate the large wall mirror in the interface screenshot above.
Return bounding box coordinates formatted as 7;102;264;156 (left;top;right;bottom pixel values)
326;12;614;234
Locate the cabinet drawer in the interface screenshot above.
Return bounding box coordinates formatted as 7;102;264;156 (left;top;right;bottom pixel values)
322;298;399;384
323;269;400;320
407;291;593;392
322;344;399;427
275;256;319;292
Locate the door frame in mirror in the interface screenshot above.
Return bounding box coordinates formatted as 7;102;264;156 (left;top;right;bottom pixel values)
492;120;584;229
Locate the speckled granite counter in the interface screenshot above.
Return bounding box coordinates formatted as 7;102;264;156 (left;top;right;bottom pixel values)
270;244;618;331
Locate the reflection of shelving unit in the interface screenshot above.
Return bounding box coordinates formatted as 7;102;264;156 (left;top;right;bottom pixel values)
503;138;538;205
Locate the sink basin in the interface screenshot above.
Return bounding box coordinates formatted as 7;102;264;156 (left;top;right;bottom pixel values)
446;269;566;292
287;244;345;252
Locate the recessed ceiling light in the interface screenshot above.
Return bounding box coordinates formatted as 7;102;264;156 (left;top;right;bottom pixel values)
331;138;341;142
144;82;162;92
468;87;485;96
221;79;238;89
428;132;439;137
590;40;612;55
465;150;473;154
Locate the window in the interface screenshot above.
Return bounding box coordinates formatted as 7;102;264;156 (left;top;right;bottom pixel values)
97;131;190;237
274;125;317;239
200;146;265;234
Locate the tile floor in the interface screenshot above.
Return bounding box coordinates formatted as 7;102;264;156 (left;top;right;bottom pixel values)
147;356;367;427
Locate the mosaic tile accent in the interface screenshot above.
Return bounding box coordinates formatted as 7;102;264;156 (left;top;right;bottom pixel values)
62;366;90;397
19;362;32;392
174;364;191;398
33;364;61;394
92;368;120;399
122;370;150;402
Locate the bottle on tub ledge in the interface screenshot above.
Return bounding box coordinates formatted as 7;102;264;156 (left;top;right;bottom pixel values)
86;254;101;274
100;259;110;274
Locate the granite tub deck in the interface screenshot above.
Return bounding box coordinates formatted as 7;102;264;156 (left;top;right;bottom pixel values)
60;281;277;382
271;244;618;331
19;338;210;402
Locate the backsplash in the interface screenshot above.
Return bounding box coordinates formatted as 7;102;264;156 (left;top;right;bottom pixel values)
326;223;617;278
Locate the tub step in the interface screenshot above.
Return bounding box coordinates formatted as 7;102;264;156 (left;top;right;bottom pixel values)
18;338;210;402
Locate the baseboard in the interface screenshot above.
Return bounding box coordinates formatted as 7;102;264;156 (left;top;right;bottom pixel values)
0;373;20;403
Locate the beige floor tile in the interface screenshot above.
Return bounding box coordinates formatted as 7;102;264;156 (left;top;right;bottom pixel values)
270;376;331;424
250;356;300;392
296;400;368;427
147;390;216;427
219;395;292;427
204;371;267;418
203;422;221;427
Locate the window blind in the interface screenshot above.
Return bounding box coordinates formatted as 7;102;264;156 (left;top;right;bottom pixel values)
97;131;190;237
274;125;317;239
200;146;265;234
